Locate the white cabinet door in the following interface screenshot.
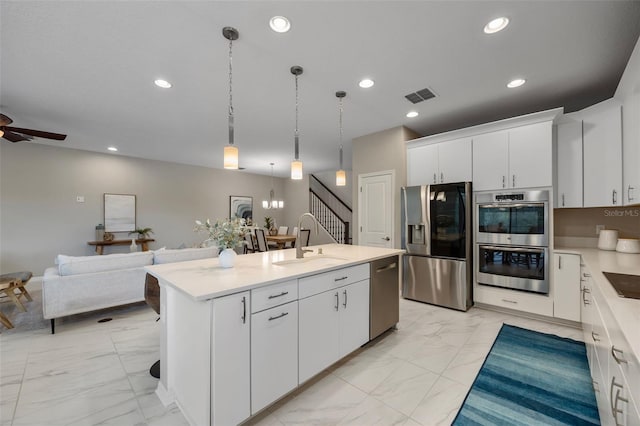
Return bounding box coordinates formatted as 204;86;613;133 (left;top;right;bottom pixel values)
556;121;584;208
212;291;250;426
622;90;640;205
251;300;298;414
473;130;509;191
337;280;370;359
583;102;623;207
298;289;340;384
508;121;553;189
552;253;580;322
407;144;439;185
437;137;473;183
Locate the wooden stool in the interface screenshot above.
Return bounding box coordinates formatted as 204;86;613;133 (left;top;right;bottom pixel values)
0;271;33;312
0;311;13;329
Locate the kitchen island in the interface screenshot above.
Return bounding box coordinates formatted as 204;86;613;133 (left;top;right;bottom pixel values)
145;244;404;426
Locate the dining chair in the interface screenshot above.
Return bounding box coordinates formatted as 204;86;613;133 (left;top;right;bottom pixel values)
255;228;269;252
277;226;289;235
298;229;311;248
244;232;256;254
288;227;299;248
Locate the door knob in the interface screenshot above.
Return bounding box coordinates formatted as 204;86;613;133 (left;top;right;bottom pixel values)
382;236;390;241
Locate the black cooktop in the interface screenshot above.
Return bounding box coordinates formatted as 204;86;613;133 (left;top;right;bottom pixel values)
602;272;640;300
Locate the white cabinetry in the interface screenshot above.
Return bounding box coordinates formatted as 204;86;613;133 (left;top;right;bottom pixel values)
298;264;370;384
212;291;251;426
251;300;298;414
555;121;583;208
473;283;553;317
407;137;472;185
552;253;581;322
472;121;553;191
622;90;640;205
580;264;640;426
581;100;623;207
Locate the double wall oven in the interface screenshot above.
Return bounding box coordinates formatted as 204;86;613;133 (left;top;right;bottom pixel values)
475;190;549;294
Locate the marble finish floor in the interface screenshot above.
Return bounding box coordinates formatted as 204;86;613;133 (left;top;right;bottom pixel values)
0;295;583;426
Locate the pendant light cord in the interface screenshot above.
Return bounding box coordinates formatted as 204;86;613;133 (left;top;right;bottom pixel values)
228;37;234;146
294;73;299;160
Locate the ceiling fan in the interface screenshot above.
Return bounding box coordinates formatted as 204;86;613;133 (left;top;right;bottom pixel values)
0;113;67;142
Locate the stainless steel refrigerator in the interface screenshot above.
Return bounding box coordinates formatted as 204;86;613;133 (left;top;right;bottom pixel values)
401;182;472;311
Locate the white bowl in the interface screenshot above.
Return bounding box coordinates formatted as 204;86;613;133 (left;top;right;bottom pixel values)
615;238;640;254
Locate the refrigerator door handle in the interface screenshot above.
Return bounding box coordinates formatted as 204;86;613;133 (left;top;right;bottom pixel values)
422;185;430;255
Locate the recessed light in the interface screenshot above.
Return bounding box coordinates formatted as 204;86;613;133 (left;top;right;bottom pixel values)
406;111;419;118
107;146;118;152
484;17;509;34
359;78;374;89
269;16;291;33
154;79;172;89
507;78;526;88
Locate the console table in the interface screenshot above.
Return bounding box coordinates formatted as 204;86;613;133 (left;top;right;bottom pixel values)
87;239;155;255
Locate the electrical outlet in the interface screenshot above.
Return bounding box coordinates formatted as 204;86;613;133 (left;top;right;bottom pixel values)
596;225;605;235
76;195;85;203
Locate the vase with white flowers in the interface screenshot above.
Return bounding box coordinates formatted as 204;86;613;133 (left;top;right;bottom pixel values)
194;218;248;268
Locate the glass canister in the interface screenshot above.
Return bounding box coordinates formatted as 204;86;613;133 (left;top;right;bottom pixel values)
95;224;105;241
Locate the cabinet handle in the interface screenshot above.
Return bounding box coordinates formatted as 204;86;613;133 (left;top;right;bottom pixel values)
241;296;246;324
268;291;289;299
582;288;591;305
334;276;348;282
502;175;506;188
611;346;628;364
583;272;591;278
628;185;635;202
558;255;562;269
501;298;517;304
343;289;348;308
591;331;600;342
613;189;617;205
268;311;289;321
440;172;444;183
562;194;565;207
610;377;628;422
433;173;437;184
335;292;339;311
512;175;515;187
376;263;397;273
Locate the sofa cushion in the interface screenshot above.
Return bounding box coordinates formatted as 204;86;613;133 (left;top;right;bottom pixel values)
57;252;154;276
153;246;218;264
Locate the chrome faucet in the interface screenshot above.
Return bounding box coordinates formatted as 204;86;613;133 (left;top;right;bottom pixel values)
296;213;319;259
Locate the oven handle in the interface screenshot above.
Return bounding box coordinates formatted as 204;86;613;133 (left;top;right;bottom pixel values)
479;245;546;254
477;203;545;209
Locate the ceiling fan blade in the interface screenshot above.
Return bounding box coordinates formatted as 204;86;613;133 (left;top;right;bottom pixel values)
0;114;13;126
3;131;32;142
4;126;67;140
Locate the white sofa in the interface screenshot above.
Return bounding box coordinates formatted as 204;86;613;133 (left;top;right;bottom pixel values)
43;247;218;333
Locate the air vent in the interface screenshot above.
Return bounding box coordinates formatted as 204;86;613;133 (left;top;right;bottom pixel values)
405;87;436;104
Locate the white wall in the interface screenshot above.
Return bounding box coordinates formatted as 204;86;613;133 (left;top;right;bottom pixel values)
0;143;289;274
351;126;418;247
312;170;353;209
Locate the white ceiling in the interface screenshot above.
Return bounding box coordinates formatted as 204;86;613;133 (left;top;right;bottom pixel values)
2;1;639;177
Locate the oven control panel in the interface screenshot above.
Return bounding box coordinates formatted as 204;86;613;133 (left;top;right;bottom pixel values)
495;193;524;201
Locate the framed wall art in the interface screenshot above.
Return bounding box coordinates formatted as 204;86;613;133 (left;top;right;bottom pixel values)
229;196;253;221
104;193;136;232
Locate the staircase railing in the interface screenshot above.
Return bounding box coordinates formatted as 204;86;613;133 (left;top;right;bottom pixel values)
309;175;352;244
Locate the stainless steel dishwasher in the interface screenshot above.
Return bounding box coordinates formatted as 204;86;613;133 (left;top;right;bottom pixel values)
370;255;400;340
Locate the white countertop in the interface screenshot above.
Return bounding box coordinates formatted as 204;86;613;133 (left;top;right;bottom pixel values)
555;246;640;365
145;244;404;301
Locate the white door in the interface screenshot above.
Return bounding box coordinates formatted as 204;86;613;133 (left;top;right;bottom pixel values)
472;130;509;191
556;121;584;208
358;171;394;248
552;253;580;322
438;137;473;183
407;144;438;185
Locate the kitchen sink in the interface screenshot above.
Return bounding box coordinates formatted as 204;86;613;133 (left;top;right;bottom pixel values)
272;255;348;266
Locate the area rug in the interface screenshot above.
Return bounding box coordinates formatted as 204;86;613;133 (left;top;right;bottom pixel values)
453;324;600;425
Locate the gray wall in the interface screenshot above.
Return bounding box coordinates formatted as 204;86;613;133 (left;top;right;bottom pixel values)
0;143;291;274
351;126;418;247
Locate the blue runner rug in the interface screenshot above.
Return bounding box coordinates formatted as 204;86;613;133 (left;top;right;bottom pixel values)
453;324;600;425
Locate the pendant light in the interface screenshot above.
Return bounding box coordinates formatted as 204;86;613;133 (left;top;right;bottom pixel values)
290;66;304;180
335;91;347;186
262;163;284;209
222;27;239;170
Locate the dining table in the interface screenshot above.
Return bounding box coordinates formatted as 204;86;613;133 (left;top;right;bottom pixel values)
265;235;296;249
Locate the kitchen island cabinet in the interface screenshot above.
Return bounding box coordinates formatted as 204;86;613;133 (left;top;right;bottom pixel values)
146;244;403;426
